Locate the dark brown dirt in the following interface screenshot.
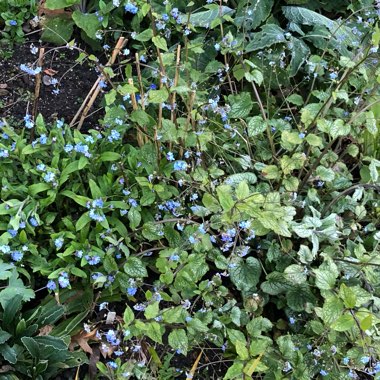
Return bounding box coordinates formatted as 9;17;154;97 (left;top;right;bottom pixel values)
0;38;103;129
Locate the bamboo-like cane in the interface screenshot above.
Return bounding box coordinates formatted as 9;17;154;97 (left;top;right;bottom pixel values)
32;47;45;119
171;45;181;123
70;37;126;129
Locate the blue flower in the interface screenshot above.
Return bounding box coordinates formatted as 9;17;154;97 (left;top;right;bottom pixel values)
0;149;9;158
39;134;47;144
20;64;42;76
24;114;34;129
11;251;23;261
106;329;119;345
7;229;17;237
198;223;206;234
85;255;101;265
342;357;349;365
127;287;137;296
0;245;10;254
166;152;175;161
56;119;64;128
320;369;328;376
108;129;121;142
47;280;57;291
58;272;70;288
173;160;188;171
43;172;55;183
128;198;138;207
9;20;17;26
107;361;118;369
36;163;46;171
64;144;73;153
54;238;64;249
29;217;38;227
289;317;296;325
299;132;306;139
169;254;180;261
92;199;104;208
89;209;105;222
125;2;138;13
360;356;370;364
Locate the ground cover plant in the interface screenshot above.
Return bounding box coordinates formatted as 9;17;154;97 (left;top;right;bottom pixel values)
0;0;380;379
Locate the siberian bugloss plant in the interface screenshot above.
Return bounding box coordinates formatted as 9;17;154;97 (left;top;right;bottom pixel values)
0;0;380;379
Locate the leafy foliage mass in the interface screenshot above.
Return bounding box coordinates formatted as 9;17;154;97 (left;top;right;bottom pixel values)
1;0;380;379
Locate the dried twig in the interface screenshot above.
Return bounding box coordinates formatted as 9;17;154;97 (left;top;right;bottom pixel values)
70;37;127;129
32;47;45;120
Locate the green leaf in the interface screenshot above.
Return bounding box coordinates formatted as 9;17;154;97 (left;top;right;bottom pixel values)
179;5;234;27
2;294;23;328
216;185;235;212
60;190;90;207
226;173;257;186
322;297;344;324
235;0;274;30
124;257;148;278
235;341;249;360
21;337;40;359
332;314;355;332
152;36;168;51
0;344;17;364
142;222;164;241
0;271;35;308
286;283;316;311
261;272;292;295
41;17;74;44
28;183;51;196
168;329;188;355
235;181;250;200
89;179;102;198
145;322;163;344
45;0;80;9
316;166;335;182
305;133;322;147
339;284;357;309
288;37;310;76
72;11;101;39
245;24;285;52
75;213;91;231
100;152;121;162
365;111;378;136
70;267;87;278
123;305;135;326
0;330;12;345
228;92;253;118
224;362;244;379
0;263;13;280
230;257;261;292
314;268;337;290
134;28;153;41
248;116;266;136
128;208;141;230
148;89;169;103
286;94;304;106
282;6;356;46
144;302;160;319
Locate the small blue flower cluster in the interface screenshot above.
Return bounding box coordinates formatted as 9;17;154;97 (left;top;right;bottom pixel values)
20;64;42;76
124;2;138;13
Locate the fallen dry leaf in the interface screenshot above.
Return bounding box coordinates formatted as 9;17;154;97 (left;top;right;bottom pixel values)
44;68;58;76
69;328;99;354
38;325;53;336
